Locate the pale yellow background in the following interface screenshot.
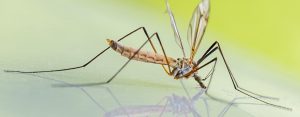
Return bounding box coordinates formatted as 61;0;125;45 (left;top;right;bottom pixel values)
0;0;299;117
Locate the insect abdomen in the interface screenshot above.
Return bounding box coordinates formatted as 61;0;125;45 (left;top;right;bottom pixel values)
106;39;176;67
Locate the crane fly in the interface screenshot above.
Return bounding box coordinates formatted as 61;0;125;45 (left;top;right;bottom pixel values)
4;0;291;111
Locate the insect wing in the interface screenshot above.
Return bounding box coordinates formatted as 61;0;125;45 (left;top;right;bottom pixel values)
188;0;210;61
165;0;186;57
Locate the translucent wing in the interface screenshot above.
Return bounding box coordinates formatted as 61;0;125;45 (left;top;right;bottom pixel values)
188;0;210;61
165;0;186;57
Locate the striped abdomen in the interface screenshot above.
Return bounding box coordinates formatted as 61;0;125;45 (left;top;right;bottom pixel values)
106;39;177;67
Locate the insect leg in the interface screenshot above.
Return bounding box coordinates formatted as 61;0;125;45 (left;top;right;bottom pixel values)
196;42;278;99
99;30;173;85
126;27;173;75
4;27;146;74
194;57;218;90
150;32;173;75
55;31;154;87
99;38;149;84
53;27;173;87
195;41;291;110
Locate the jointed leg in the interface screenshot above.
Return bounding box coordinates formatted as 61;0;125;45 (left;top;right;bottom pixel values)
195;41;291;110
196;42;276;99
4;27;172;75
154;33;173;75
194;57;218;91
196;57;218;81
53;27;173;87
4;27;146;73
94;29;175;86
101;33;159;84
146;32;172;75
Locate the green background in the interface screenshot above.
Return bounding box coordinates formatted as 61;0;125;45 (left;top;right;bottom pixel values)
0;0;299;116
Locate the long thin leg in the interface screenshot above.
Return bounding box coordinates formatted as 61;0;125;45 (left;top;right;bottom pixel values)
100;31;173;85
196;53;279;101
52;34;152;87
151;32;172;75
196;42;276;99
100;37;149;85
139;30;173;75
194;57;218;91
53;28;173;87
196;57;218;81
195;41;291;110
4;27;146;73
5;27;173;83
190;57;217;89
139;28;172;74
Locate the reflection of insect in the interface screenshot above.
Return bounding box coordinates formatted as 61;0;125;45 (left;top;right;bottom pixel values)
104;88;207;117
101;85;258;117
25;74;253;117
4;0;291;110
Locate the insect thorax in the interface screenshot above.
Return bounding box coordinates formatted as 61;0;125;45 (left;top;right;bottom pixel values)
172;58;197;79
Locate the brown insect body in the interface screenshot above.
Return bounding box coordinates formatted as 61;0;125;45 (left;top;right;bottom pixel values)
106;39;177;68
107;39;198;80
4;0;291;111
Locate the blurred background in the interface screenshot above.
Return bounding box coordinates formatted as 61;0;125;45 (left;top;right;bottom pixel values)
0;0;299;117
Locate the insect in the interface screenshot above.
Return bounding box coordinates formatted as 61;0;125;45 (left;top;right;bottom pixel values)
103;88;253;117
4;0;291;111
